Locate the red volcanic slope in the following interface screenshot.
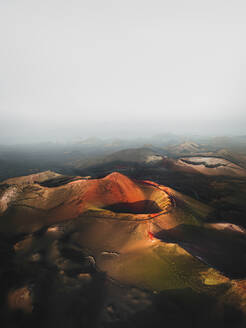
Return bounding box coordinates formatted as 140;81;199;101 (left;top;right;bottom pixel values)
68;172;147;211
0;172;169;235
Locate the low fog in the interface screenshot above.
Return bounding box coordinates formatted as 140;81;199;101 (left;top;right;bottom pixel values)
1;0;246;144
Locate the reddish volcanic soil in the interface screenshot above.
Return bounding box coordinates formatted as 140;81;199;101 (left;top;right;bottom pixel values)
0;172;172;235
69;172;148;212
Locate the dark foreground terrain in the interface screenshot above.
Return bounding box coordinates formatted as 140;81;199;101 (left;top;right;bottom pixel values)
1;135;246;327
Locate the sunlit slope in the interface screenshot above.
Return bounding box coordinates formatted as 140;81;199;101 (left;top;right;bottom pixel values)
2;170;63;185
0;172;171;235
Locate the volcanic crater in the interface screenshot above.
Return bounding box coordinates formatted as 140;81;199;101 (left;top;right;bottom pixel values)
103;199;162;214
0;172;172;235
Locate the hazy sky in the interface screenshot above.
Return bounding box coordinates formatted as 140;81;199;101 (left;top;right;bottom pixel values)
1;0;246;143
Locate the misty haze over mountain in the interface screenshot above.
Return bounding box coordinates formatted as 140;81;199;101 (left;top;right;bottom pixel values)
1;0;246;144
1;119;246;145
